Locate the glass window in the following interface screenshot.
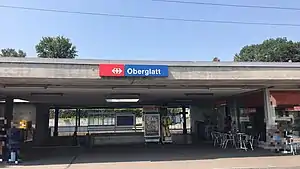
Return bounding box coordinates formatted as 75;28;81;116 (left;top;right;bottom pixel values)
87;111;115;126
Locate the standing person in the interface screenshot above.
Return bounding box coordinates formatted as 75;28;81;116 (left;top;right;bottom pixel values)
7;123;21;164
224;115;232;132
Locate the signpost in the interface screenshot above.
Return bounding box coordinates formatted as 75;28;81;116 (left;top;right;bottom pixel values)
99;64;168;77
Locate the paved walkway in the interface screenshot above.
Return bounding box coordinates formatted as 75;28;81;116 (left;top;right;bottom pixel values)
6;156;300;169
68;156;300;169
5;145;300;169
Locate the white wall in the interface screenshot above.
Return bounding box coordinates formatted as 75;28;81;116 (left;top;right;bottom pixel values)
216;106;226;131
13;104;36;124
0;103;36;124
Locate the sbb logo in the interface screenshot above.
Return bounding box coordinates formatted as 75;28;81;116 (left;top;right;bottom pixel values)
112;68;122;74
99;64;125;77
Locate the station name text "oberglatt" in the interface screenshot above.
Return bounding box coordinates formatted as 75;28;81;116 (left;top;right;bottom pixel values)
126;68;161;76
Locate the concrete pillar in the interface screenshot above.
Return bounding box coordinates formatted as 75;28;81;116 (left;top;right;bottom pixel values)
216;106;226;131
235;99;242;131
182;106;187;135
228;98;239;131
75;109;79;134
53;108;59;137
35;104;50;145
0;105;3;118
4;97;13;129
263;88;276;143
159;107;168;116
78;109;81;127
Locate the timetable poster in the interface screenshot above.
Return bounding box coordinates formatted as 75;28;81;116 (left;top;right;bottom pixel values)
144;114;160;137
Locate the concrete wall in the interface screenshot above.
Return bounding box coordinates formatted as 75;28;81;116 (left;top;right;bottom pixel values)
216;106;226;131
2;58;300;81
190;105;214;134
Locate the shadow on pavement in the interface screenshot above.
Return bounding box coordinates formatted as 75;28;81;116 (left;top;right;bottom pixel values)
17;143;294;166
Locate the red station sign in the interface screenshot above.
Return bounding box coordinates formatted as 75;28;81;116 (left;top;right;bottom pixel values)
99;64;125;77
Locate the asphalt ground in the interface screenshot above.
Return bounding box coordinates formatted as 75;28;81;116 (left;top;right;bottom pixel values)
3;144;300;169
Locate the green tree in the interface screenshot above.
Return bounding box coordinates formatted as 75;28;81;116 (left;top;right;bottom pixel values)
234;37;300;62
35;36;77;59
0;48;26;57
212;57;220;62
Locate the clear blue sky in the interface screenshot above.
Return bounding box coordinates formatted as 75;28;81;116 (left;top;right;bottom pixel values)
1;0;300;61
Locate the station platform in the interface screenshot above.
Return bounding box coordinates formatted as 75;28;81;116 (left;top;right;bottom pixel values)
6;143;300;169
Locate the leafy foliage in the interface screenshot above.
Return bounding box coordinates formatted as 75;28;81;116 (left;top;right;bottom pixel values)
212;57;220;62
35;36;77;59
49;108;144;119
49;108;183;119
234;37;300;62
0;48;26;57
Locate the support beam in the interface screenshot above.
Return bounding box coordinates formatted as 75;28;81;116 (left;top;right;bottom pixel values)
232;98;239;131
182;106;187;134
78;109;81;127
35;104;50;145
75;109;79;134
263;88;276;143
4;97;13;129
53;108;59;137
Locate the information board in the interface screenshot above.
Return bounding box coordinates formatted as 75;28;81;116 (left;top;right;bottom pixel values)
116;115;134;127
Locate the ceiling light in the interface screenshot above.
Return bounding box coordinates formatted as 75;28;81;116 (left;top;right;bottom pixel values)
112;87;148;90
185;93;214;96
209;87;244;90
179;85;209;89
0;99;29;103
31;93;64;96
3;86;47;89
106;98;139;103
175;100;193;102
3;84;48;89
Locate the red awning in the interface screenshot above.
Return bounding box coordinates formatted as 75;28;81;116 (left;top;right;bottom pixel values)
270;91;300;106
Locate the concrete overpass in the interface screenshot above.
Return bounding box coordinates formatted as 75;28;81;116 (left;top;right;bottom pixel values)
1;57;300;107
1;57;300;155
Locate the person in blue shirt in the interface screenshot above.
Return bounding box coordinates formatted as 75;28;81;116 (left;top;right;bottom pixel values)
7;124;21;164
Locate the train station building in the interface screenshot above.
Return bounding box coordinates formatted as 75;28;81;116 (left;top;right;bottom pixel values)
1;57;300;157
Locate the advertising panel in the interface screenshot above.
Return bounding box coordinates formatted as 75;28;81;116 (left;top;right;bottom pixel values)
144;114;160;138
116;114;135;127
